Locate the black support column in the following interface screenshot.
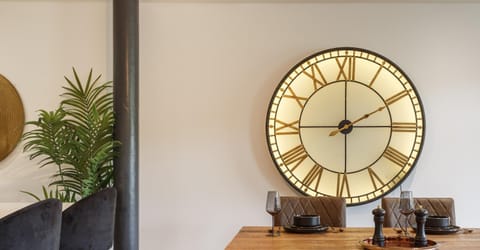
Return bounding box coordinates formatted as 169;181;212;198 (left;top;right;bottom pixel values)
113;0;139;249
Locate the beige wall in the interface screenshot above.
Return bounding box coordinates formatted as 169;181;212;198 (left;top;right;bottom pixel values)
0;1;111;200
1;1;480;249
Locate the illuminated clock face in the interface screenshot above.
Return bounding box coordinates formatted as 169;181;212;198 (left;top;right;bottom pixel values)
266;47;425;206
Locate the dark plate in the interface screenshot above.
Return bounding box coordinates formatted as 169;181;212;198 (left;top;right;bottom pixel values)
283;225;328;234
360;236;438;249
413;225;460;235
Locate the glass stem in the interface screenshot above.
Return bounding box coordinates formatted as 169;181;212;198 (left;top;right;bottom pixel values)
404;215;409;236
271;216;275;236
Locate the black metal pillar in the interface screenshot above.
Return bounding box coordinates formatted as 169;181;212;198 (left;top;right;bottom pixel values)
113;0;139;249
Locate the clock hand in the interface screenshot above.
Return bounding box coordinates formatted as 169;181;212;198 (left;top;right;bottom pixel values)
329;106;386;136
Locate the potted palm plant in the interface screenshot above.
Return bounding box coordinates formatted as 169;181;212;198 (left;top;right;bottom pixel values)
22;68;119;202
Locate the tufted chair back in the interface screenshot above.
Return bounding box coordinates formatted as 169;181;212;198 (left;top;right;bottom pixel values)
274;196;346;227
382;197;456;227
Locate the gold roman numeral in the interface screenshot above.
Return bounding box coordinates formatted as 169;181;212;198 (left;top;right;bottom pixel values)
383;147;409;167
369;63;384;87
303;64;327;90
368;167;385;190
302;164;323;191
385;90;410;106
275;119;299;135
336;173;351;197
283;87;307;108
392;122;417;132
336;56;355;81
282;145;308;171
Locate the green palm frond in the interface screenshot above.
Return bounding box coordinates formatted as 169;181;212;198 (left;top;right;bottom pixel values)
22;68;119;201
21;185;76;203
23;109;71;167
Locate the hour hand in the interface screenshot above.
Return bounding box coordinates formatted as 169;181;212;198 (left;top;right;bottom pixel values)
329;123;351;137
329;106;386;136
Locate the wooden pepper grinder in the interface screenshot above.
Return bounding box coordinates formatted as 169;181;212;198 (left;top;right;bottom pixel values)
372;205;385;247
414;205;428;247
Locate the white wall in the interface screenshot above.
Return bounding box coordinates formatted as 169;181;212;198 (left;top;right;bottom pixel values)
0;1;111;200
1;1;480;250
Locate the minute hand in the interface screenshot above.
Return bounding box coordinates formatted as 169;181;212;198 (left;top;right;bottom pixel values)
329;106;386;136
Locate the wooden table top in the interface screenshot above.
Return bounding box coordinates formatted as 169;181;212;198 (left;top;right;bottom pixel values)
226;226;479;250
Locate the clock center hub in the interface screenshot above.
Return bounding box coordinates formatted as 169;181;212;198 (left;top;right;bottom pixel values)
338;120;353;135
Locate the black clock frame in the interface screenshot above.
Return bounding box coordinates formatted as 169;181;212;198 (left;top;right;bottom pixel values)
265;47;426;206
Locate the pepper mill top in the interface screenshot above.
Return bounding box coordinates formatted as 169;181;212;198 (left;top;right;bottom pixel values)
372;205;385;216
415;205;428;217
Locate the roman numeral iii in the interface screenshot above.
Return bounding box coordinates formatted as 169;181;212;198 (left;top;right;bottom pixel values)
383;147;409;167
392;122;417;132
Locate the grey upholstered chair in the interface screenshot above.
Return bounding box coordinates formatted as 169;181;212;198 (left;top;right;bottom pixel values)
0;198;62;250
60;187;117;250
382;197;456;227
274;196;346;227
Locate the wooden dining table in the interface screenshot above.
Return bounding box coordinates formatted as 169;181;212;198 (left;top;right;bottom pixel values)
226;226;480;249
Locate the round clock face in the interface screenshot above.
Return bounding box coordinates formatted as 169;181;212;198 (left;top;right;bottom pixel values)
266;47;425;206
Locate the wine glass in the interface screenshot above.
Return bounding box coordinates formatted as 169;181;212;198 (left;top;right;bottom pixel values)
265;191;281;236
399;191;414;236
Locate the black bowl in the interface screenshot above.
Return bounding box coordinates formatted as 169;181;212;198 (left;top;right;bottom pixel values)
293;215;320;227
426;216;450;228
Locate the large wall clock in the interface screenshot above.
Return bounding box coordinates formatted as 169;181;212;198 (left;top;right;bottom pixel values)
266;47;425;206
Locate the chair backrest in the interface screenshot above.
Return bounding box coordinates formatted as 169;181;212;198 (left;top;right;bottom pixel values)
382;197;456;227
60;187;117;250
0;198;62;250
274;196;346;227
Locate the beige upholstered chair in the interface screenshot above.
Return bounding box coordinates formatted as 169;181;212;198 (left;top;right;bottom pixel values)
274;196;346;227
382;197;456;227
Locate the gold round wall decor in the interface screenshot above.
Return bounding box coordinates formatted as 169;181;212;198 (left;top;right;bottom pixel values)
0;74;25;161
